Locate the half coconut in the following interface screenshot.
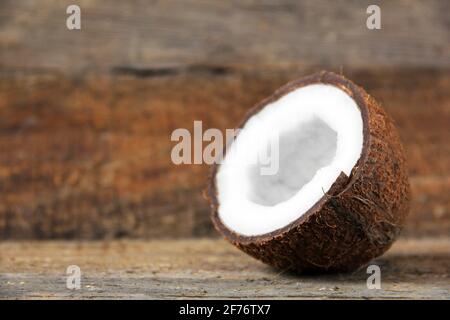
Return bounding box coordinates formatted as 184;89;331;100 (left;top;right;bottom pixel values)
207;71;410;273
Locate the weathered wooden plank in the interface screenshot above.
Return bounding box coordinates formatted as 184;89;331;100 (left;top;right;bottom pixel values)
0;0;449;71
0;238;449;299
0;68;449;239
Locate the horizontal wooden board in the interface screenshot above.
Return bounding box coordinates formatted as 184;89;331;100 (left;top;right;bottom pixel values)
0;0;449;71
0;67;449;239
0;238;449;299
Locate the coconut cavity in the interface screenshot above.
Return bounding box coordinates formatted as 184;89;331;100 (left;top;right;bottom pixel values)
248;117;337;207
216;84;363;236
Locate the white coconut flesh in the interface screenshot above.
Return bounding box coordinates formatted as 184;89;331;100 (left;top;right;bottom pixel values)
216;84;364;236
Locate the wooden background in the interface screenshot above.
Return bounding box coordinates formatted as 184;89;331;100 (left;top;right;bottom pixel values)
0;0;449;239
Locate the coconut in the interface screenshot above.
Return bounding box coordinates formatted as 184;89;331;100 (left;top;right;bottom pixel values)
206;71;410;273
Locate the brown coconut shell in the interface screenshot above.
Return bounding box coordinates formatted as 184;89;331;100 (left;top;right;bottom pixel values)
206;71;410;273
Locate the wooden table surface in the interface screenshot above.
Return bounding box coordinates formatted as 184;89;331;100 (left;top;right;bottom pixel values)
1;238;449;299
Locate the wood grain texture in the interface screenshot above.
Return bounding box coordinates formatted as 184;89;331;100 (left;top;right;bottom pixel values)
0;0;449;239
0;68;449;239
0;238;449;299
0;0;449;71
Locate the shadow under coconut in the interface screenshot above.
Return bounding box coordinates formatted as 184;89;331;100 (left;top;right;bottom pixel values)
258;251;449;285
